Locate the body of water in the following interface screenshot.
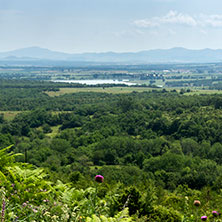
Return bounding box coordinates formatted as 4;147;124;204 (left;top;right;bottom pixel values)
53;79;138;86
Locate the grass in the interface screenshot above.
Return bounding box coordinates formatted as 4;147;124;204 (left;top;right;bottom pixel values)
89;165;122;170
46;87;222;97
0;110;72;122
46;125;61;138
0;111;23;121
46;87;161;96
184;89;222;95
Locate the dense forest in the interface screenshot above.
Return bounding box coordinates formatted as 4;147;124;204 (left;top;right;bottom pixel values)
1;80;222;221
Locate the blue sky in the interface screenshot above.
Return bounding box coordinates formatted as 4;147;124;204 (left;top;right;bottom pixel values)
1;0;222;53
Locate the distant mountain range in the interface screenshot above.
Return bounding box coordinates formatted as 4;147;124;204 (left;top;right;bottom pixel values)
1;47;222;63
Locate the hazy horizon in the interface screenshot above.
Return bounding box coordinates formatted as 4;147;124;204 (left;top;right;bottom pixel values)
1;0;222;53
2;46;222;54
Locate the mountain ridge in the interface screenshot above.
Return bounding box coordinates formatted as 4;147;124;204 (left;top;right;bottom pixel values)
1;46;222;63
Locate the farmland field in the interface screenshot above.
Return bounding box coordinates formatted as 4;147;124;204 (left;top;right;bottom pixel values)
46;86;161;96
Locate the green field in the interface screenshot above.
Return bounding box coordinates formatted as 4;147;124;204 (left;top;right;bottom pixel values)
46;87;161;96
0;111;23;121
46;87;222;97
46;125;61;138
185;89;222;95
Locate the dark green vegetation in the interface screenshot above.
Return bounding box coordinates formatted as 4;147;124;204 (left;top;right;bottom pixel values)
2;82;222;189
1;79;222;220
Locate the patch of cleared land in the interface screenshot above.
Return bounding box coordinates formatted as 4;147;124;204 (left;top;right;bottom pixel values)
46;125;61;138
46;87;222;97
46;87;161;96
0;111;23;121
184;89;222;95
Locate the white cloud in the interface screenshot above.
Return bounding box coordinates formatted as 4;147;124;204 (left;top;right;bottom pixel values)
134;11;197;28
133;19;159;28
134;11;222;28
200;14;222;27
161;11;197;26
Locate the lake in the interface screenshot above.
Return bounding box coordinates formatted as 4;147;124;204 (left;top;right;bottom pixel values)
53;79;138;86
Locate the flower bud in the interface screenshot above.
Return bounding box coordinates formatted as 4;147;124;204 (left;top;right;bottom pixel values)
212;211;219;217
193;200;201;207
201;216;207;221
95;175;104;183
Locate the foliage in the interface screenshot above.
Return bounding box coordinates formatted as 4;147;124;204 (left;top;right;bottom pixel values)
1;80;222;220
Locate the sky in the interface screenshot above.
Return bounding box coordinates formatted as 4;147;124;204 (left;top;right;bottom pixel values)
1;0;222;53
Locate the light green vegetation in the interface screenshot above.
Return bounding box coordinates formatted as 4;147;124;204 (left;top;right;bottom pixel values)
46;125;61;138
46;87;161;96
184;89;222;95
46;87;222;97
0;111;23;121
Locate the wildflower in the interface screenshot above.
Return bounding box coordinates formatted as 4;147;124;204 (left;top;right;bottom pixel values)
95;175;104;183
201;216;207;221
193;200;201;207
1;200;5;221
22;202;27;207
33;209;38;213
212;211;219;217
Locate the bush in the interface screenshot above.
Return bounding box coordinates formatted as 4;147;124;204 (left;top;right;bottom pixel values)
149;205;182;222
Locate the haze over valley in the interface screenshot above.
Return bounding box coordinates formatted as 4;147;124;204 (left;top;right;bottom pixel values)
2;47;222;64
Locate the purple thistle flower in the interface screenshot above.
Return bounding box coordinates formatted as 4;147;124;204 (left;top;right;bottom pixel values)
193;200;201;207
95;175;104;183
1;200;5;222
201;216;207;221
212;211;219;217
